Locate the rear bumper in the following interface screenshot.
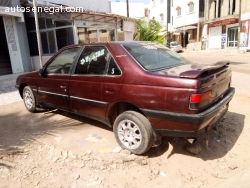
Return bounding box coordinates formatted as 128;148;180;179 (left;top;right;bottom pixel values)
141;87;235;137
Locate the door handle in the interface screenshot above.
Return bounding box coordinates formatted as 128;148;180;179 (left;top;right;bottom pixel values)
60;85;67;89
105;89;115;94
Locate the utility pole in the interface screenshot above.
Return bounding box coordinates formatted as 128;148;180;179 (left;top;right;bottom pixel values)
167;0;171;47
238;0;242;48
33;0;43;68
126;0;129;17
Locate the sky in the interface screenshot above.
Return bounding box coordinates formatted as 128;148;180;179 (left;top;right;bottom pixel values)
111;0;150;5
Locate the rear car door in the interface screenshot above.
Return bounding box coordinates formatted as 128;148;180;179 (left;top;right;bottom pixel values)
36;47;80;110
69;45;123;121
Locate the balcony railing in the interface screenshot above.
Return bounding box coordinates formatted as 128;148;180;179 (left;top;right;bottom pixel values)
0;0;12;7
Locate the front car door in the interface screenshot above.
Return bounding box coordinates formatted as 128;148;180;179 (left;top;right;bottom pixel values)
36;47;80;110
69;45;123;124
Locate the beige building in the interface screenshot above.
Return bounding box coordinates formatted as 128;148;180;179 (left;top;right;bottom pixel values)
204;0;250;50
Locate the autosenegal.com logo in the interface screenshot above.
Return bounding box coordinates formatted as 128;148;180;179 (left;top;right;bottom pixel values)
5;5;85;14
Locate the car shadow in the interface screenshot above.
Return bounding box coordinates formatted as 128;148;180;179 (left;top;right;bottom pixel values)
54;109;112;132
146;111;245;160
0;102;112;168
52;110;245;161
0;102;244;163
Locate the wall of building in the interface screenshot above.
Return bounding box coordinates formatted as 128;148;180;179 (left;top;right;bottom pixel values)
46;0;110;13
31;56;51;70
172;0;199;29
0;0;32;75
15;19;32;72
207;0;241;20
149;0;167;28
241;0;250;14
111;2;145;18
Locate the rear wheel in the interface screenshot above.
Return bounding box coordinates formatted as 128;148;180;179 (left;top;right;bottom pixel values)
113;111;154;155
23;86;36;113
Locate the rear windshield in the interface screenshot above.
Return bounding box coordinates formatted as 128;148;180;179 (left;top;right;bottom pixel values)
122;42;191;71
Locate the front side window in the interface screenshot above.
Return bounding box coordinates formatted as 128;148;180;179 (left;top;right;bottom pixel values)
123;42;191;71
45;48;80;74
188;2;194;13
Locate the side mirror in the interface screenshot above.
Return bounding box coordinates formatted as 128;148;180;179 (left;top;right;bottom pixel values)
38;68;44;75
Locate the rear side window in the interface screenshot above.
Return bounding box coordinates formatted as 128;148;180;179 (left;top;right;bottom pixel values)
107;57;121;76
123;42;191;71
75;46;108;75
74;46;121;76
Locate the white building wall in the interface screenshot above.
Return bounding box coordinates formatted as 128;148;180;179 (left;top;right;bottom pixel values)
172;0;199;31
111;2;145;18
43;0;110;13
149;0;167;28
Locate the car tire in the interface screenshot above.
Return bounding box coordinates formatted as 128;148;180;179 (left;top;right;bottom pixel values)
23;86;36;113
113;111;154;155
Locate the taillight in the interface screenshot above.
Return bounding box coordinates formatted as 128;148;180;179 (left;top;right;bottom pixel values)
189;91;212;109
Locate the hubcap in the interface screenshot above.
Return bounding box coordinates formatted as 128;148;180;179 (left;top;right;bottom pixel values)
24;90;33;109
117;120;142;150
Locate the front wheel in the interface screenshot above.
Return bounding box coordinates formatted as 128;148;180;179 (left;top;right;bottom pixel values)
23;86;36;113
113;111;154;155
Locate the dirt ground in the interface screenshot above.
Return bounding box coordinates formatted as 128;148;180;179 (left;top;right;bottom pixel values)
0;54;250;188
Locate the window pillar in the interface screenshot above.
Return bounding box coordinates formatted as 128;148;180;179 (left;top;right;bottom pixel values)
197;22;200;42
229;0;233;15
97;29;100;42
216;0;219;18
73;21;79;44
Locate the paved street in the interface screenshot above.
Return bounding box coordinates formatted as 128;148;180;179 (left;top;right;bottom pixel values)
0;74;22;106
0;51;250;187
181;50;250;75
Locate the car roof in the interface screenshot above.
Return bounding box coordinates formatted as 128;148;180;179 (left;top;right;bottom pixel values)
65;41;159;48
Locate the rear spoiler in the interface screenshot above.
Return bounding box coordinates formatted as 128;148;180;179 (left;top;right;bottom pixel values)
179;61;230;79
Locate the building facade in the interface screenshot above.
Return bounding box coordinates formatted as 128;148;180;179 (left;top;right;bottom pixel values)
0;0;126;75
240;0;250;50
147;0;168;32
203;0;247;50
147;0;205;48
171;0;205;48
111;1;145;18
44;0;110;13
0;0;32;75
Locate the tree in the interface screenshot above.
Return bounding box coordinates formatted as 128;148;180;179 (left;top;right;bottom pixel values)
134;19;166;44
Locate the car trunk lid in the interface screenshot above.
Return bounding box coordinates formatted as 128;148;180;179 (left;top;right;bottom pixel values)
159;61;232;110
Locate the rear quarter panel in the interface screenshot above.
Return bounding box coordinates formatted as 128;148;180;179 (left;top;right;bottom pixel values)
108;43;200;114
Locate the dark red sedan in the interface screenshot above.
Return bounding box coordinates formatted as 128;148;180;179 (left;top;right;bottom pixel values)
16;42;235;154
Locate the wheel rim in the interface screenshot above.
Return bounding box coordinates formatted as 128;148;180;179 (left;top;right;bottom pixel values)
24;90;33;109
117;120;142;150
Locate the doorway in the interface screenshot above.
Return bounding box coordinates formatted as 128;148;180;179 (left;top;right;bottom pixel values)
227;27;238;47
0;16;12;75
